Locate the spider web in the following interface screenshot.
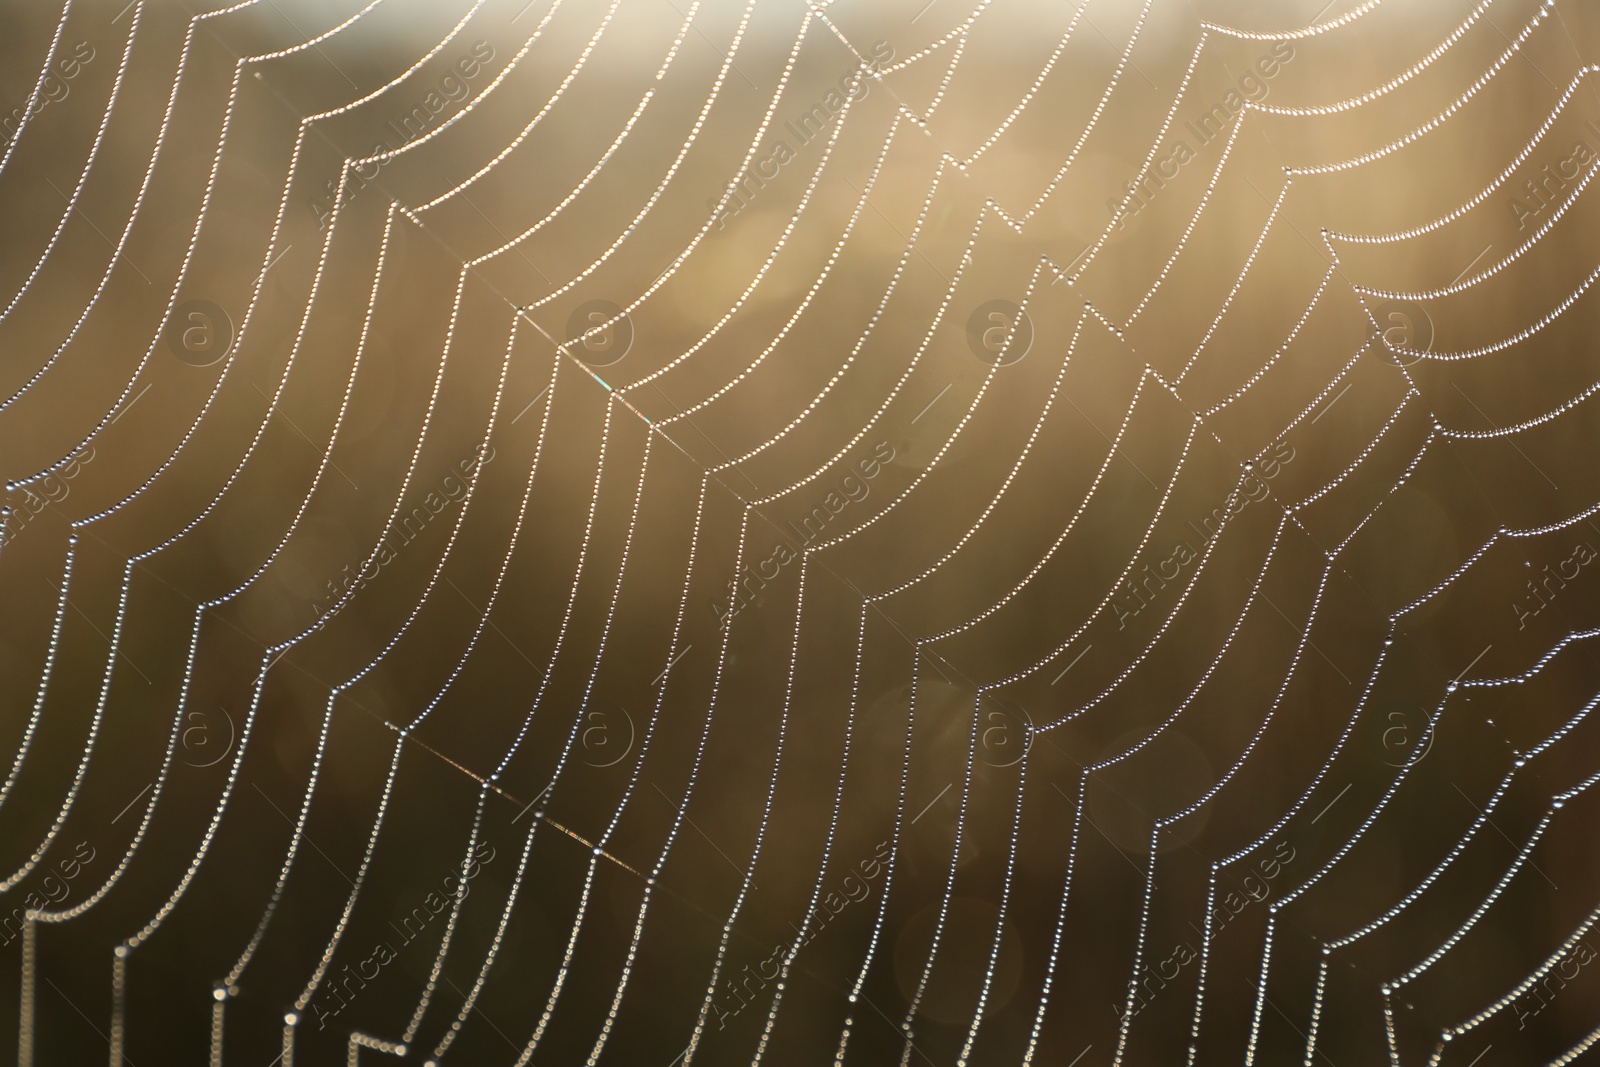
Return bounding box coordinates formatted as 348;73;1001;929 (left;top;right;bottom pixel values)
1;0;1599;1064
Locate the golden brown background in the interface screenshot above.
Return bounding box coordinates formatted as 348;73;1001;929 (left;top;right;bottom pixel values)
0;0;1598;1064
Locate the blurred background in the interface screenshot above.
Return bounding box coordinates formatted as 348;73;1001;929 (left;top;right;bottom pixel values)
0;0;1598;1064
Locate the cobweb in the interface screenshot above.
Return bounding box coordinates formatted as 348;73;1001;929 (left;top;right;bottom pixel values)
0;0;1598;1063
